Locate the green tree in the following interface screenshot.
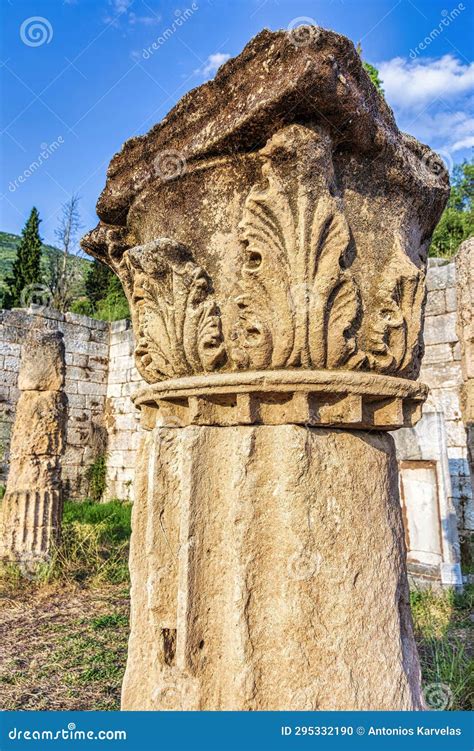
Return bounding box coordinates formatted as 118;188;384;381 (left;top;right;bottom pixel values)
95;273;130;321
356;43;384;94
430;160;474;258
3;207;43;308
85;259;113;307
73;259;130;321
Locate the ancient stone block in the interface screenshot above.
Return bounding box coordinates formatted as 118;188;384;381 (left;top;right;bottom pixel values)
0;328;67;562
424;312;458;346
16;330;65;392
123;425;423;711
82;27;449;710
425;289;446;317
422;343;453;365
426;263;456;291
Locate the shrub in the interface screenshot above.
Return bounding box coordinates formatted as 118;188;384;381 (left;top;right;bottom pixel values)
86;455;107;503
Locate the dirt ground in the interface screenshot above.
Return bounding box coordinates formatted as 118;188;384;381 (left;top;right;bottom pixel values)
0;584;129;710
1;581;472;710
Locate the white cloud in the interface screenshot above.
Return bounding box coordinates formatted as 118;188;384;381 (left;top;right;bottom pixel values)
451;135;474;152
111;0;132;12
376;55;474;161
199;53;231;78
378;55;474;111
128;11;161;26
105;0;161;27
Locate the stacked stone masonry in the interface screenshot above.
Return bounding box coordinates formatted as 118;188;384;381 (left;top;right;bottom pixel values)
0;255;473;557
422;257;473;542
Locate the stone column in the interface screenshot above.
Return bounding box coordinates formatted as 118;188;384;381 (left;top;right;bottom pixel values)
0;326;66;564
82;28;449;710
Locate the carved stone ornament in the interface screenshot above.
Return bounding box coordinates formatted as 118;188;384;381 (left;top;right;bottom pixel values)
82;28;449;430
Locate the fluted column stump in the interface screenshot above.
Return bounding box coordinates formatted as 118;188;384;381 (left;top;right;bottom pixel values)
0;326;66;566
82;27;449;710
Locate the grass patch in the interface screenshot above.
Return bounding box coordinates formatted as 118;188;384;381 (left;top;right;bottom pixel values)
411;586;474;710
90;613;129;630
0;499;132;590
0;587;129;710
63;499;131;543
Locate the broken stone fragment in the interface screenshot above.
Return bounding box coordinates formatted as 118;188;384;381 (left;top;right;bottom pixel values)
18;328;65;392
0;328;66;562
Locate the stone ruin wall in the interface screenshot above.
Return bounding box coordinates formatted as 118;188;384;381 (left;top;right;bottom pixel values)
0;310;140;503
421;257;474;542
0;256;472;544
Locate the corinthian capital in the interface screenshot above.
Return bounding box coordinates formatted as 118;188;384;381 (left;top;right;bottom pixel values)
82;28;449;430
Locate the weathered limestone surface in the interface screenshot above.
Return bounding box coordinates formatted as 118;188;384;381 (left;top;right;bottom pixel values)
456;239;474;558
422;252;474;559
456;241;474;446
0;308;109;499
82;27;449;710
123;425;422;710
83;29;448;390
0;327;67;561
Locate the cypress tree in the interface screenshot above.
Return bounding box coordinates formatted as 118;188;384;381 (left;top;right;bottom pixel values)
3;207;43;308
85;259;113;307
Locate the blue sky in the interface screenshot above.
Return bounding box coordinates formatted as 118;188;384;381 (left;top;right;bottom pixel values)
1;0;473;248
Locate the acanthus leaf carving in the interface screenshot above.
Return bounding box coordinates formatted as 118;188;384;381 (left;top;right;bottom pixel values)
83;127;428;386
229;127;363;372
125;239;227;382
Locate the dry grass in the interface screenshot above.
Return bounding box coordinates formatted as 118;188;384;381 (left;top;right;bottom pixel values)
0;582;129;710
